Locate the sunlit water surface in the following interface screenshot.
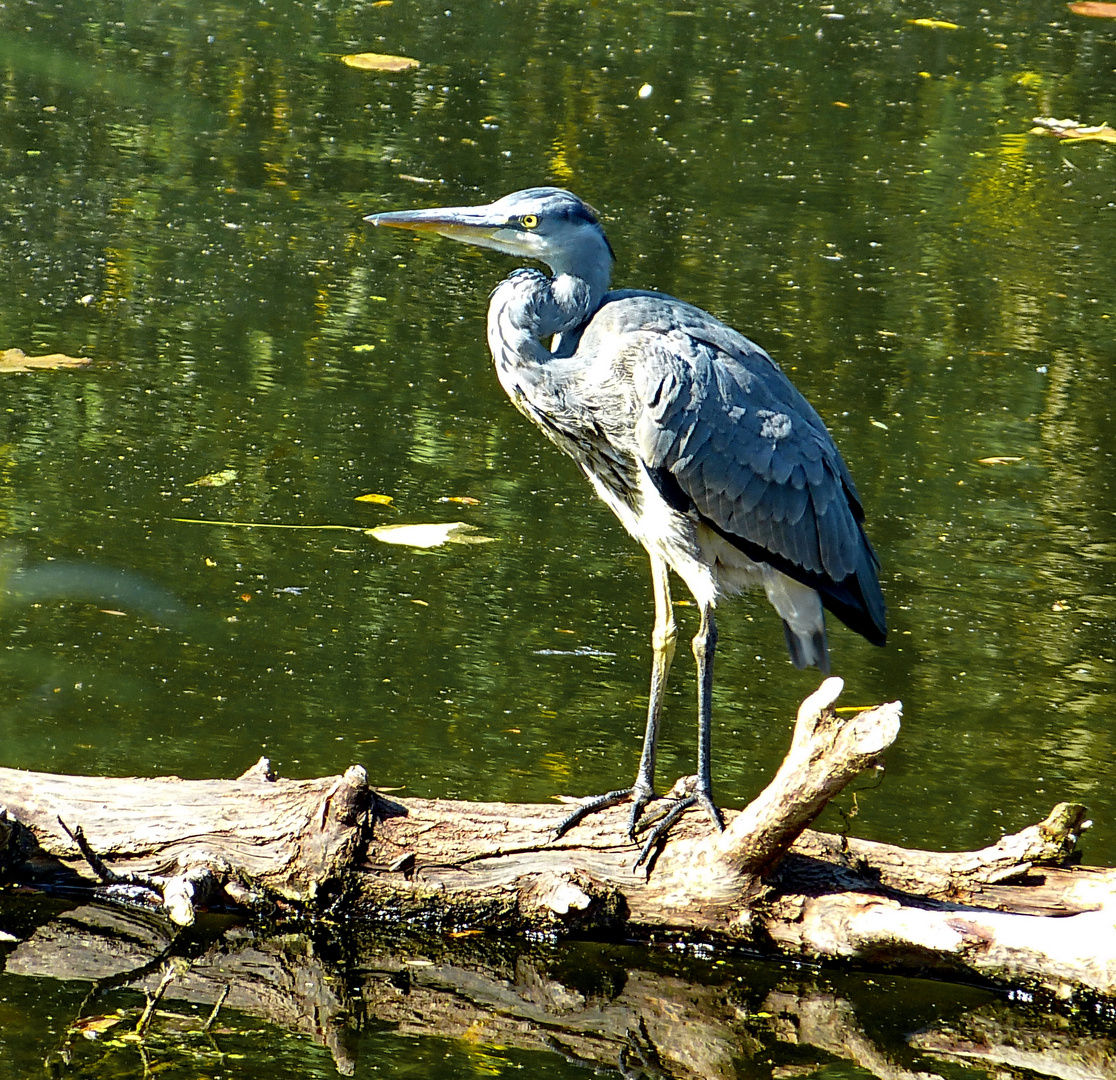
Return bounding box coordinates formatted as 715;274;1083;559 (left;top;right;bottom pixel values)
2;0;1115;1075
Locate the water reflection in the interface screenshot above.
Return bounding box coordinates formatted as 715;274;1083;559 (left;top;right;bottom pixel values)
1;0;1116;1069
0;897;1072;1080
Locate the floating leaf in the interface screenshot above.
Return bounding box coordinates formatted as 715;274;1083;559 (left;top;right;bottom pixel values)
341;52;419;72
977;456;1024;465
1;348;90;372
907;17;960;28
366;521;493;548
187;468;238;488
1030;116;1116;143
1068;1;1116;15
72;1015;123;1038
355;492;394;506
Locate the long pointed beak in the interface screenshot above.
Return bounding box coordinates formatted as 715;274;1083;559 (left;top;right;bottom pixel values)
364;204;507;246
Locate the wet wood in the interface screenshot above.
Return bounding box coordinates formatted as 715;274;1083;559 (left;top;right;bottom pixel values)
2;677;1115;999
5;909;1115;1080
0;760;369;923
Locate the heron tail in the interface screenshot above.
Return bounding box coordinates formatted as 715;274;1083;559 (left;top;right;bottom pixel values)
782;622;830;673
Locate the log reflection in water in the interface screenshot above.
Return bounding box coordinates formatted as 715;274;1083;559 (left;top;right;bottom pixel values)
5;902;1116;1079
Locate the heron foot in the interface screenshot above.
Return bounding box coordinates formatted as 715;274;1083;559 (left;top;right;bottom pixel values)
553;776;724;874
631;778;724;871
552;787;636;841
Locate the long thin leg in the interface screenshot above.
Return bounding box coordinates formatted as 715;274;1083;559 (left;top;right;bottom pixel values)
633;600;723;868
692;601;723;828
553;555;676;840
627;555;676;830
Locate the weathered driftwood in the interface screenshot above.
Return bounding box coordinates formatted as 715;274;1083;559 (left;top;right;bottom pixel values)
2;677;1114;1000
5;905;1116;1080
0;757;369;923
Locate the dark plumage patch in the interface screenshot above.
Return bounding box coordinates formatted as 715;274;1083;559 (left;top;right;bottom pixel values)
646;464;886;648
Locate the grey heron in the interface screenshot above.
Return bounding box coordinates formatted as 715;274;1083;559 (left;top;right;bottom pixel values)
367;187;886;859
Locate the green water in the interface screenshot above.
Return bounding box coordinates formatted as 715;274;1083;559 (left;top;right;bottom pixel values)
2;0;1116;1075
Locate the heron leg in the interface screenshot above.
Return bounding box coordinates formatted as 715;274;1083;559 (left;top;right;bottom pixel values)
628;556;676;832
692;602;723;830
631;601;723;869
552;557;676;842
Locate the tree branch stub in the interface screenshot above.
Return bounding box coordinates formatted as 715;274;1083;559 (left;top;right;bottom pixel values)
4;681;1115;999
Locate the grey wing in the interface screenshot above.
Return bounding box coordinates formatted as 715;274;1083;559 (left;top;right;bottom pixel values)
631;325;886;645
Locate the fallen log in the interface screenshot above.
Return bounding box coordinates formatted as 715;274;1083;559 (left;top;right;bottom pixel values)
2;678;1114;1000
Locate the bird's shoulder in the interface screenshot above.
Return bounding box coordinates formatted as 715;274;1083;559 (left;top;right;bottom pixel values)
578;291;837;467
588;293;878;596
581;289;776;370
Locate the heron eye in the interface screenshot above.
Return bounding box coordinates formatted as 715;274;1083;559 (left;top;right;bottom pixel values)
520;214;539;229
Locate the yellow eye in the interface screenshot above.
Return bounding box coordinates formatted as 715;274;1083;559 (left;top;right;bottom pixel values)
521;214;539;229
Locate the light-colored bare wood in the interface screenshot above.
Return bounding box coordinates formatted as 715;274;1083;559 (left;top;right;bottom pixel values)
2;681;1114;998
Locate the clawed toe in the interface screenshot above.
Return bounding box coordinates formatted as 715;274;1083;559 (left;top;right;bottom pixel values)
631;781;724;870
552;775;722;873
633;794;697;869
698;792;724;832
552;787;634;841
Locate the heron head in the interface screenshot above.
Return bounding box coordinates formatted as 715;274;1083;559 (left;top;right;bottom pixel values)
366;187;614;281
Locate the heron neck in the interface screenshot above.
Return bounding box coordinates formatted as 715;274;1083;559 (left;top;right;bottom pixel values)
549;271;606;337
487;269;602;365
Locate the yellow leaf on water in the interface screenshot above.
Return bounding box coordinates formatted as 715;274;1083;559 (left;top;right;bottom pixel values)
366;522;493;548
1068;1;1116;16
341;52;419;72
907;17;960;28
1;348;90;372
72;1015;123;1038
977;456;1024;465
187;468;238;488
1031;116;1116;143
355;493;394;506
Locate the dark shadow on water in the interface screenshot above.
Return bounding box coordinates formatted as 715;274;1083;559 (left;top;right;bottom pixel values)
3;893;1114;1080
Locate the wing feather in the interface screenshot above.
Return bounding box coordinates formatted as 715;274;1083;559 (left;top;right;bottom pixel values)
624;296;885;645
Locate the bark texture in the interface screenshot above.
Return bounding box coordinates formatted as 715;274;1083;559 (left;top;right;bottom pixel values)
2;678;1113;999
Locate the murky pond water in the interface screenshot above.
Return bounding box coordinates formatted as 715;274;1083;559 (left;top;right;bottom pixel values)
2;0;1116;1075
